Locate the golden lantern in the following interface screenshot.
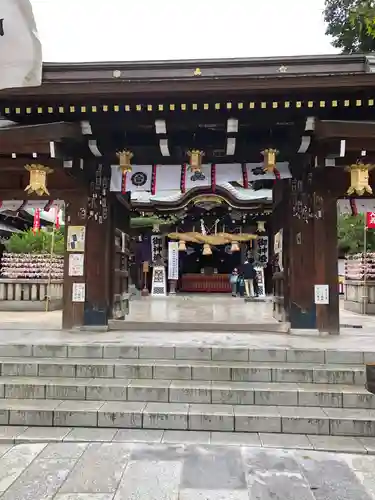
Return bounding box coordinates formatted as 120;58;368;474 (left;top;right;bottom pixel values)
178;240;186;251
24;164;53;196
262;148;278;174
231;241;240;252
346;163;374;196
257;221;266;232
202;243;212;256
117;150;134;174
188;150;204;173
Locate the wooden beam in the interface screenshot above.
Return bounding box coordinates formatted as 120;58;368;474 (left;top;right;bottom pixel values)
315;120;375;140
0;143;52;155
0;158;62;169
0;122;83;146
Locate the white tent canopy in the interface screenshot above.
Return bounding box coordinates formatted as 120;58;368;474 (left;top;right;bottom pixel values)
0;0;42;90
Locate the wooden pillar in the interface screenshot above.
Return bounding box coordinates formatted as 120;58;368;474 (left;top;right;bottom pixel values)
62;194;114;329
62;195;87;329
313;190;340;334
272;178;340;334
83;209;113;326
288;194;316;329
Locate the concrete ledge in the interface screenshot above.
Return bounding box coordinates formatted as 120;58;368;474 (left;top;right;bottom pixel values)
0;344;373;364
108;320;290;333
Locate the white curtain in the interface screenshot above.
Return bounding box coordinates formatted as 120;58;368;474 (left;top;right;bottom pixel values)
0;0;42;90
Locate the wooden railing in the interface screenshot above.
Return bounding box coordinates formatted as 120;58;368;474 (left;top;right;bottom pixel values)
0;279;63;310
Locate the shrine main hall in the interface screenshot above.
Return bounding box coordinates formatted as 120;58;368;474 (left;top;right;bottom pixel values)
1;53;375;334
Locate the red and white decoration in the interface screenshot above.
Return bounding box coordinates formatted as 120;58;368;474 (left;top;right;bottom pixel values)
367;212;375;229
110;165;153;193
245;162;291;183
110;163;292;194
32;208;40;234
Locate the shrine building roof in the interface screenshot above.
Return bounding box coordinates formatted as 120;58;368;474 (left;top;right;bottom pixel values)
1;53;375;99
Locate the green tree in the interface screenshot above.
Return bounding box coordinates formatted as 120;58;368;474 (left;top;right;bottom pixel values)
324;0;375;53
337;214;375;254
4;229;65;255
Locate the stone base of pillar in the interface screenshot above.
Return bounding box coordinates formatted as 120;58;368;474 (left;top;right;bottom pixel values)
169;279;177;295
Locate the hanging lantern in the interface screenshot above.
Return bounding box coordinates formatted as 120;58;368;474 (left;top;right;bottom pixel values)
346;163;374;196
188;150;204;173
178;240;186;251
231;241;240;252
202;243;212;255
24;164;53;196
257;221;266;232
117;150;134;174
262;148;278;174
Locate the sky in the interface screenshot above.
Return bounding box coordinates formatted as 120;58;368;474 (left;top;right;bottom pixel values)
30;0;337;63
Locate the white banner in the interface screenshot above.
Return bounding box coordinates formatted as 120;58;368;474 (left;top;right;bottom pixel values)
0;0;42;90
168;241;179;280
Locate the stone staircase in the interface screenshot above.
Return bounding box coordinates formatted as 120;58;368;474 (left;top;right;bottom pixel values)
0;343;374;437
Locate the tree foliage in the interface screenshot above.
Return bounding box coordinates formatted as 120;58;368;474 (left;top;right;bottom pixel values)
324;0;375;53
4;229;65;255
338;214;375;254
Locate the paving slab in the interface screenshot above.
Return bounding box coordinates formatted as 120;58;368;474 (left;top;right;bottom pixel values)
308;435;367;454
113;429;164;443
0;442;375;498
15;426;71;443
259;433;313;449
162;430;210;445
63;427;117;442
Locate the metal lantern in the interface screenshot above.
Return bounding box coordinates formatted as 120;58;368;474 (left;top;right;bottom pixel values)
262;148;278;174
257;221;266;232
346;163;374;196
188;150;204;173
117;150;134;174
24;164;53;196
231;241;240;252
178;240;186;251
202;243;212;255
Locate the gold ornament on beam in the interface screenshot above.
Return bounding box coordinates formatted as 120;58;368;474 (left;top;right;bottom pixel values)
202;243;212;256
24;164;53;196
117;150;134;174
231;241;240;252
257;221;266;233
188;150;204;173
262;148;278;174
346;163;374;196
178;240;187;252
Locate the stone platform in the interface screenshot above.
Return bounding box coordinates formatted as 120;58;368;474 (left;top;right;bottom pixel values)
110;295;286;333
1;442;375;499
0;296;371;334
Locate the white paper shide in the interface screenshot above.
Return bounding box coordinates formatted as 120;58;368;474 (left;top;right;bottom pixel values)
0;0;42;90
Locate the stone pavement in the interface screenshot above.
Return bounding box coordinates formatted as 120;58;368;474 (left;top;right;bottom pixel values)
0;440;375;499
0;296;371;333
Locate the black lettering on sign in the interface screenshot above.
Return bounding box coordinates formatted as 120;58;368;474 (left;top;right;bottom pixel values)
0;19;4;37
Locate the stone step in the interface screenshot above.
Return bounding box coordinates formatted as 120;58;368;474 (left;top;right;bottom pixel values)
0;357;365;384
0;399;374;436
0;343;373;364
0;377;373;408
1;426;374;455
